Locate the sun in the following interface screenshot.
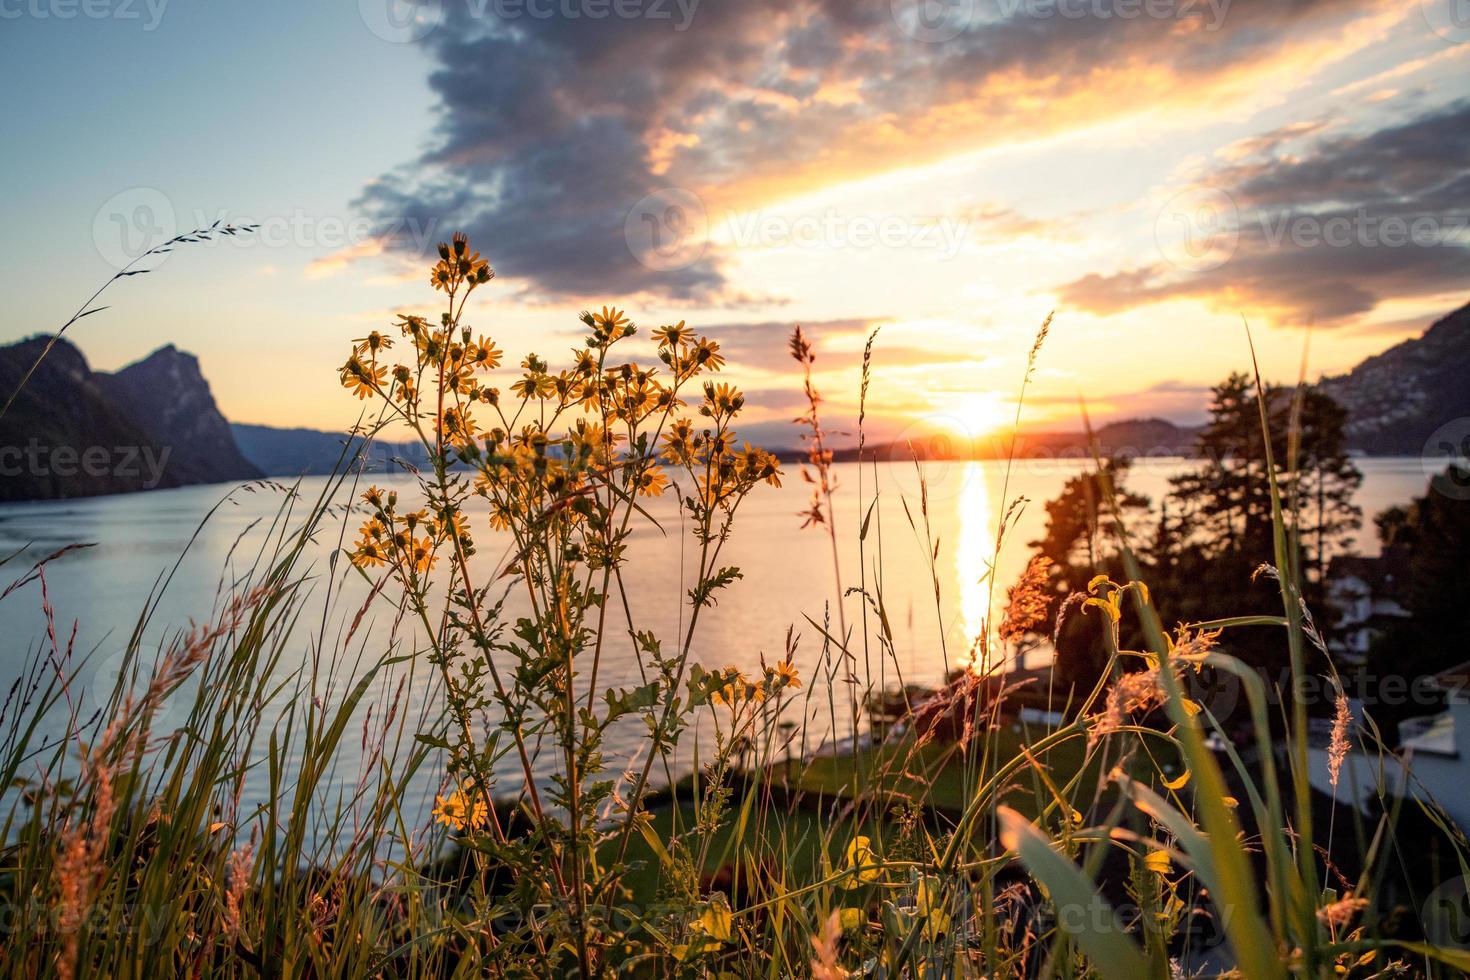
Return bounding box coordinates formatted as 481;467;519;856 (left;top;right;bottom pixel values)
938;392;1012;441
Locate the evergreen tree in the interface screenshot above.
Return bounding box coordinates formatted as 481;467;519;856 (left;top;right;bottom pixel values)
1366;465;1470;736
1027;459;1151;696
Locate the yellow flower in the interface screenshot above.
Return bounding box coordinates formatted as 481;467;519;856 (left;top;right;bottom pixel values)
470;335;503;371
353;330;393;357
660;419;696;465
634;466;669;498
915;876;950;941
843;835;880;888
693;337;724;371
653;320;690;348
694;894;733;943
592;306;629;333
1143;849;1172;876
349;542;386;568
430;233;492;293
440;406;476;442
409;537;437;574
704;382;743;416
340;356;386;400
432;784;488;831
436;507;471;542
488;501;516;532
770;659;801;690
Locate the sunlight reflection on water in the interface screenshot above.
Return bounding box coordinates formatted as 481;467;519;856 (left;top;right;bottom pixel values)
0;457;1431;846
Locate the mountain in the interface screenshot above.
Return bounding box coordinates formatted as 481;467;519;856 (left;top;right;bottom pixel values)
816;417;1202;463
231;423;426;477
1320;303;1470;455
96;345;261;485
0;337;261;502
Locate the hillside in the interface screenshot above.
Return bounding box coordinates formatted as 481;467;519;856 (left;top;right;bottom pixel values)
231;423;426;478
1320;302;1470;455
818;417;1202;464
0;337;260;501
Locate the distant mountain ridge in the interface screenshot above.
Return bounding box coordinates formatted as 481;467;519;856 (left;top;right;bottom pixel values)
230;423;426;478
1318;302;1470;455
818;417;1202;464
4;301;1467;501
0;336;260;501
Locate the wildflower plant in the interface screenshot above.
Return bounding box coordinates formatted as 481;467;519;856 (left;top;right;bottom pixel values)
336;233;784;972
7;230;1470;978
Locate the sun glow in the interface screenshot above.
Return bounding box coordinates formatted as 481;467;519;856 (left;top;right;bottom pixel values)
939;392;1012;443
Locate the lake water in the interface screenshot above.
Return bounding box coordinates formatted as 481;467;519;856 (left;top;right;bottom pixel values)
0;457;1438;840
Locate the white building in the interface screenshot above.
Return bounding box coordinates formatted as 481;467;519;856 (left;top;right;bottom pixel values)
1327;554;1411;664
1309;663;1470;833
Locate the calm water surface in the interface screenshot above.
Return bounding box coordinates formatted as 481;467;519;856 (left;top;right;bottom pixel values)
0;458;1435;840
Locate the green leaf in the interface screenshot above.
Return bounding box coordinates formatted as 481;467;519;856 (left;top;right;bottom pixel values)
605;681;660;722
997;807;1152;979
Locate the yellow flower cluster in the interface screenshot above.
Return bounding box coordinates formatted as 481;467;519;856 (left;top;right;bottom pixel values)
339;231;781;585
431;783;488;831
348;486;473;573
709;659;801;706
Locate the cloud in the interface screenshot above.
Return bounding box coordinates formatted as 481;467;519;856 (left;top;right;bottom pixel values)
696;316;970;375
351;0;1393;301
1058;98;1470;323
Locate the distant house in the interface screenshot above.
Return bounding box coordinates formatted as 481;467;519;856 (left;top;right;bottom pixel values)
1309;663;1470;833
1327;553;1411;664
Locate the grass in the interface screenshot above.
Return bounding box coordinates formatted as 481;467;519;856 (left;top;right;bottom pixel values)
1;233;1468;977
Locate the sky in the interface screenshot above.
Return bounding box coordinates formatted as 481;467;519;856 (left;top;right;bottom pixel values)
1;0;1467;450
